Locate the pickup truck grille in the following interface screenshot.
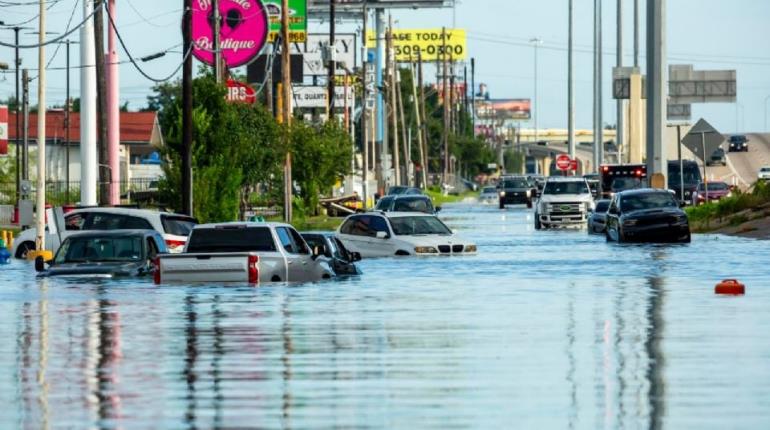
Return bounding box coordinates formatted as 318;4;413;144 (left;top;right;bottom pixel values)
548;203;583;214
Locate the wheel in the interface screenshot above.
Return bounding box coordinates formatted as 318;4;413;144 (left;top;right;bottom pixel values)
534;215;542;230
499;200;505;210
15;241;35;259
526;199;533;209
680;233;691;243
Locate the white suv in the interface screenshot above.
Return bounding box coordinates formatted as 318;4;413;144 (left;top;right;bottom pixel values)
12;208;197;259
759;166;770;181
534;177;594;229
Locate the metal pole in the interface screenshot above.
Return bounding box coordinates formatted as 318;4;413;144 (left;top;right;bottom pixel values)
22;69;29;182
701;131;708;200
470;57;475;134
634;0;639;67
80;0;97;206
594;0;604;172
35;0;47;252
65;40;71;204
765;95;770;132
182;0;193;216
646;0;667;182
107;0;120;205
213;0;222;83
442;27;449;186
388;17;400;186
531;38;541;144
282;0;293;223
616;0;624;158
677;125;684;202
375;9;386;190
361;4;368;209
328;0;336;114
567;0;575;158
14;27;21;203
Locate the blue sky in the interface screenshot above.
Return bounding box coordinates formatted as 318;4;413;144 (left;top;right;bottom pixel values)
1;0;769;133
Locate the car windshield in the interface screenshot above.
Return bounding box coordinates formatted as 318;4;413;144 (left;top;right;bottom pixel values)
698;182;729;191
503;179;529;188
620;193;678;212
389;216;452;236
543;181;589;195
392;197;434;213
482;187;496;194
55;236;144;264
668;168;702;186
611;177;643;192
595;201;611;213
387;186;408;195
761;167;770;172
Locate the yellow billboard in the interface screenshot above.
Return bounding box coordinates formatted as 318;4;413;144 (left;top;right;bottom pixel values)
366;29;467;62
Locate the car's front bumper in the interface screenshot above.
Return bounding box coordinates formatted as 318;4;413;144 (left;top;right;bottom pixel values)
500;193;531;204
623;224;690;242
540;212;589;225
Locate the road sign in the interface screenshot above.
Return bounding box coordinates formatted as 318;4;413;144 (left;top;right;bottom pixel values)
682;118;724;162
265;0;308;43
555;154;572;171
226;80;257;104
669;65;736;104
366;29;466;62
293;85;355;109
0;105;7;156
192;0;270;68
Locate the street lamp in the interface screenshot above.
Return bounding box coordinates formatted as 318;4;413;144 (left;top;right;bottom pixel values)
764;95;770;132
530;37;543;145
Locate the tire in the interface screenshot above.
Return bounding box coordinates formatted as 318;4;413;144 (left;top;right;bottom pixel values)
526;199;533;209
499;200;505;210
15;241;35;259
534;215;542;230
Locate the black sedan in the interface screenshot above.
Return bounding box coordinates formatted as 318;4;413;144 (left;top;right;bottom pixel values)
35;230;167;278
588;199;611;234
605;189;691;243
301;232;362;276
498;177;535;209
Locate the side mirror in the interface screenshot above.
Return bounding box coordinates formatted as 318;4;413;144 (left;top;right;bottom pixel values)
350;252;362;262
375;231;389;239
35;256;46;272
435;206;442;213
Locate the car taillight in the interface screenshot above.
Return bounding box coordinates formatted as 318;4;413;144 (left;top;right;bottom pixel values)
153;257;161;285
248;255;259;285
165;239;186;251
602;166;609;172
635;170;642;176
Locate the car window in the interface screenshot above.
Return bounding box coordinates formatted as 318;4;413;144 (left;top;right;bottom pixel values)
84;213;153;230
303;235;332;258
161;215;198;236
390;216;452;236
620;193;678;212
503;179;529;188
333;237;351;260
276;227;297;254
698;182;729;191
543;181;589;195
595;201;610;212
375;197;393;211
341;216;374;237
287;228;310;255
393;197;433;213
369;216;390;234
64;213;87;231
186;226;277;253
146;237;159;260
57;236;144;263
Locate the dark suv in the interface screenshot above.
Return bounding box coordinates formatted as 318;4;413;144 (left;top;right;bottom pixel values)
497;176;536;209
605;189;690;243
728;135;748;152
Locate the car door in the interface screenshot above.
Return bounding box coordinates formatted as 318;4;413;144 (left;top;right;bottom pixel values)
275;227;315;282
337;215;375;255
605;197;621;241
364;215;397;257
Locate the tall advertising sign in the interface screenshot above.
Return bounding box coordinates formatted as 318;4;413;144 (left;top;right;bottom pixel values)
366;29;466;62
0;105;7;156
192;0;270;68
264;0;308;43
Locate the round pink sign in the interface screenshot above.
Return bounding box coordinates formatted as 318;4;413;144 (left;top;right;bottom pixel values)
192;0;269;68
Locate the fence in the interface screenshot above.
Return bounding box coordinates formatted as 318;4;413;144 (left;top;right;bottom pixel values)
0;179;159;206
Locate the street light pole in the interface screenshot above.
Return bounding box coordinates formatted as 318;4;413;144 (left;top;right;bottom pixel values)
764;95;770;132
568;0;576;160
530;38;542;145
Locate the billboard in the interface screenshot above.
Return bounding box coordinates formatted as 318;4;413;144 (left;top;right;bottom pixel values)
192;0;270;68
265;0;308;43
475;99;531;121
366;29;466;62
291;33;357;75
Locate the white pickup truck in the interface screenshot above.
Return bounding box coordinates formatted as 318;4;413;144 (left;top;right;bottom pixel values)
154;222;333;284
534;176;595;229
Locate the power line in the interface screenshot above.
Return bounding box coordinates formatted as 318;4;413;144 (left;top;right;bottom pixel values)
0;1;96;49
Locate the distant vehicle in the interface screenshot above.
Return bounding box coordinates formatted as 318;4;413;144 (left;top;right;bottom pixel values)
375;195;438;214
461;179;479;192
387;186;423;196
534;177;594;230
759;166;770;181
497;176;535;209
692;181;732;205
12;208;197;259
668;160;703;204
728;135;749;152
478;186;498;204
599;164;647;198
337;212;477;258
527;175;546;197
155;223;333;284
605;189;690;243
536;140;549;146
35;230;166;278
706;148;727;166
301;232;362;276
588;199;611;234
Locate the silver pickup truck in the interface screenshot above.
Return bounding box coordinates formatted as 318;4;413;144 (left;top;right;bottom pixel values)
154;222;333;284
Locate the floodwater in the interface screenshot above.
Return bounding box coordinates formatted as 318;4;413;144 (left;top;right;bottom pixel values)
1;203;769;429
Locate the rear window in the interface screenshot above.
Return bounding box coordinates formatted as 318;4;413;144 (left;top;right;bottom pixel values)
162;215;198;236
85;213;153;230
186;226;276;253
595;201;610;212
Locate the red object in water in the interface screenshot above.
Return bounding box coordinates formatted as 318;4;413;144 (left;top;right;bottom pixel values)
715;279;745;295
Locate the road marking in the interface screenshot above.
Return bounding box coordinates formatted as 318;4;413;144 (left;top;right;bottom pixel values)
725;153;750;188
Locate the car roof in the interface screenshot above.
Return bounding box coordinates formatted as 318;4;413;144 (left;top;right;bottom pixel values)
193;222;292;229
69;207;189;218
546;176;586;182
356;211;435;219
300;231;335;237
616;188;673;197
64;229;159;239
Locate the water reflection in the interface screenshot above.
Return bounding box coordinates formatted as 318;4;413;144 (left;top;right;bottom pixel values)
1;205;769;428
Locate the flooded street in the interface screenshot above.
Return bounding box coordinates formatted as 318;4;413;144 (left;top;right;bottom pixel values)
1;202;769;429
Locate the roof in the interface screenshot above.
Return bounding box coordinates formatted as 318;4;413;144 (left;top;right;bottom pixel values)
69;207;182;217
7;110;161;145
546;176;587;182
64;229;159;239
193;222;291;229
617;188;676;197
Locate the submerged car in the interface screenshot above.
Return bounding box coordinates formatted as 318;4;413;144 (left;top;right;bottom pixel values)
497;176;535;209
375;194;438;214
479;186;498;204
534;177;594;229
301;232;362;276
386;186;423;196
605;189;690;243
337;212;477;258
35;230;167;278
587;199;611;234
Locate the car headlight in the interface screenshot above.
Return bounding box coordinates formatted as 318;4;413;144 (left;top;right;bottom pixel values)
623;219;638;227
464;244;477;253
499;191;506;197
526;190;531;198
414;246;438;254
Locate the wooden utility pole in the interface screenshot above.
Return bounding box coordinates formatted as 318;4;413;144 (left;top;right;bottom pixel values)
327;0;336;114
182;0;193;216
397;68;409;186
281;0;293;223
387;17;400;186
410;61;426;189
441;27;449;185
417;53;429;186
94;0;109;205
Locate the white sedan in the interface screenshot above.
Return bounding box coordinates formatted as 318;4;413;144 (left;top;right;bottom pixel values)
336;212;477;258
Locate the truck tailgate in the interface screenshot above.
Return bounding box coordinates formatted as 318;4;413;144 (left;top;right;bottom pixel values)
157;253;254;283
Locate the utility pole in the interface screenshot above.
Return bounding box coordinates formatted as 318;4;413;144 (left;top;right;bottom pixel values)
567;0;575;159
327;0;336;114
35;0;47;254
616;0;624;159
594;0;603;172
411;62;426;189
80;0;97;206
182;0;193;216
442;27;450;186
462;64;468;136
375;8;386;191
387;17;400;186
397;66;409;186
107;0;120;205
470;57;475;134
94;0;109;205
634;0;640;67
646;0;667;183
22;69;29;182
361;4;368;208
213;0;222;83
418;53;429;186
530;38;542;144
65;40;71;203
282;0;293;223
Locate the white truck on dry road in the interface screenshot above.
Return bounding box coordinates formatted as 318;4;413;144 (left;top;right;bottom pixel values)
154;222;333;284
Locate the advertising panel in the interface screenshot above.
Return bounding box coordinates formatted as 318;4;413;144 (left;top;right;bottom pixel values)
366;29;466;62
192;0;270;68
293;85;355;109
291;33;356;75
265;0;308;43
0;105;7;156
475;99;531;121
